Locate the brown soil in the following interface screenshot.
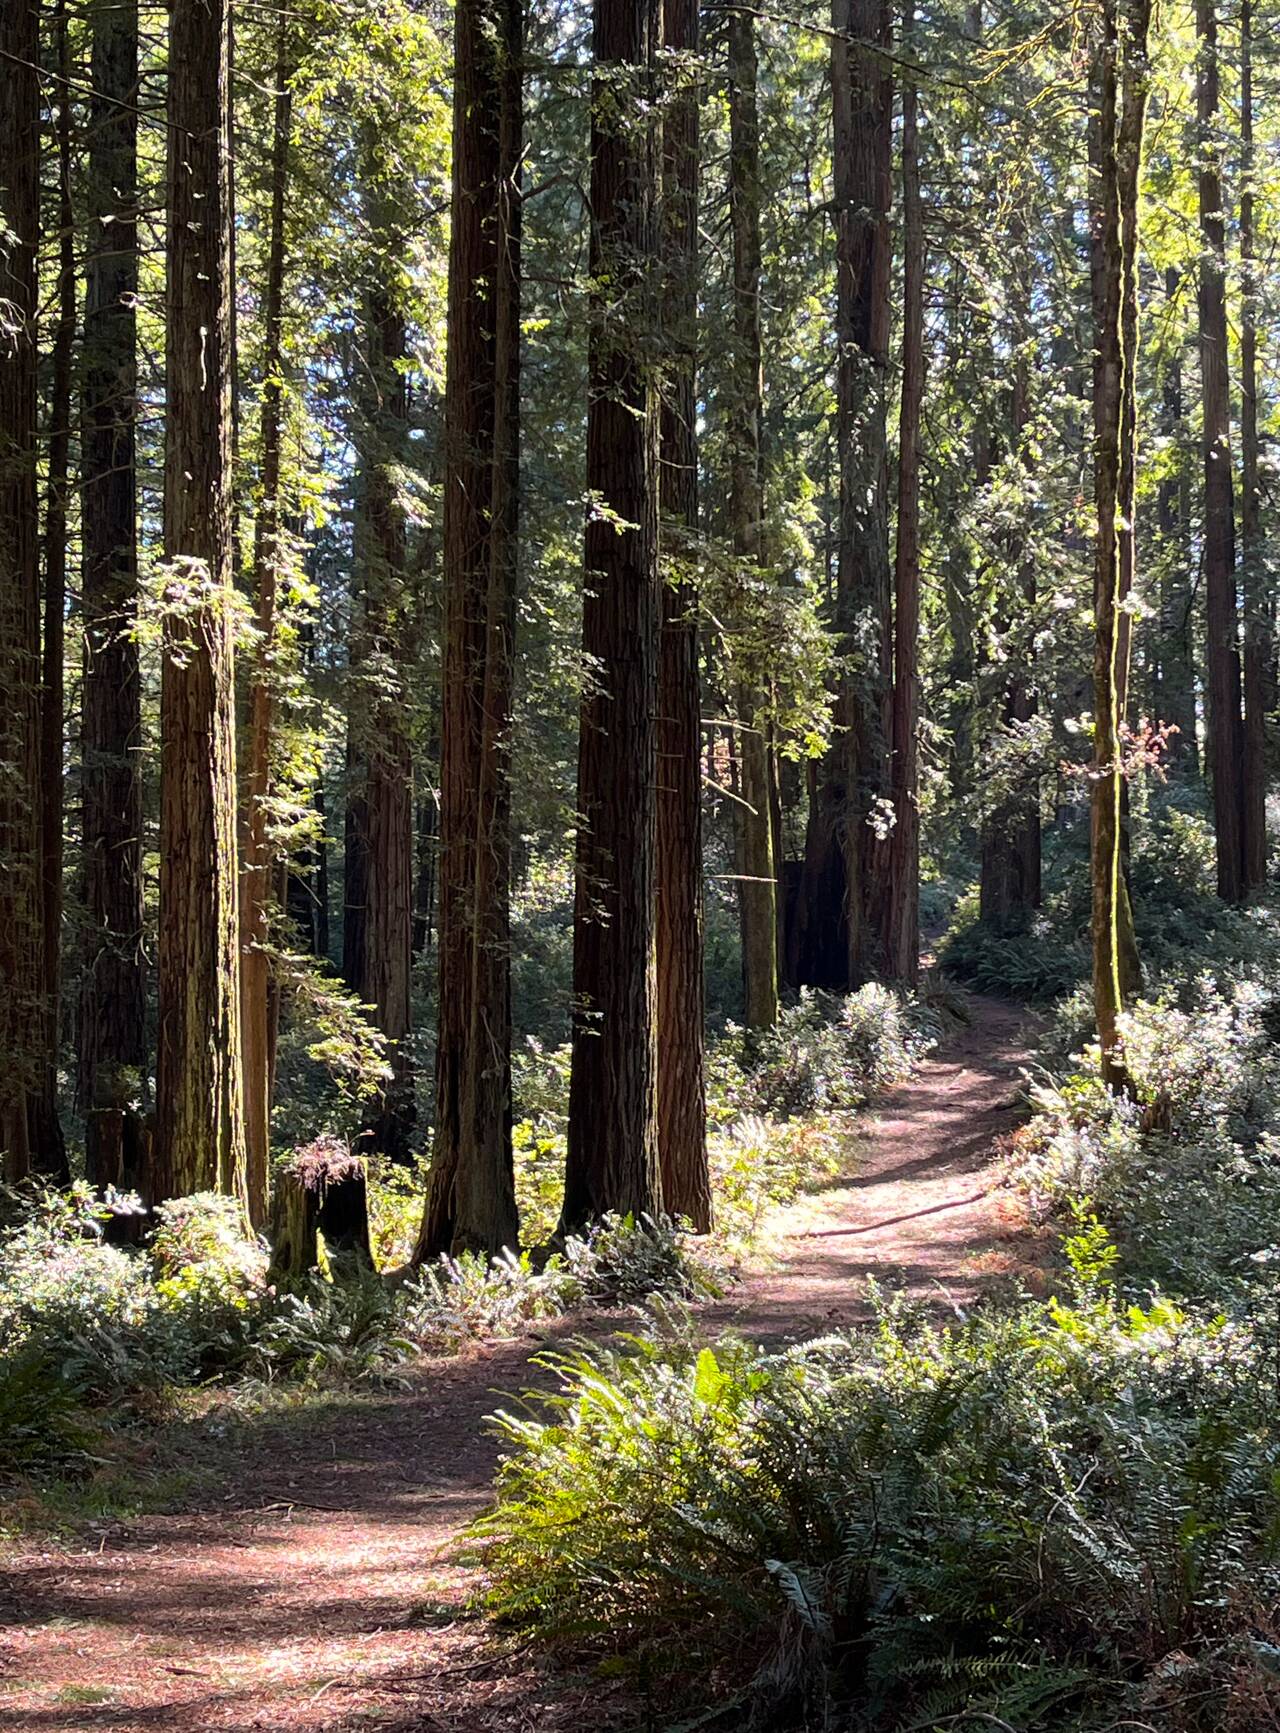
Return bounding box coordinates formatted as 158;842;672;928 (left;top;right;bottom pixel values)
0;992;1042;1732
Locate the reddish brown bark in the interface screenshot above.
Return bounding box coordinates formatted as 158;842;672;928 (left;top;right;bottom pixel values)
80;0;145;1189
419;0;522;1258
884;6;923;988
727;6;778;1029
0;0;41;1180
33;0;74;1177
790;0;892;990
656;0;710;1231
562;0;663;1230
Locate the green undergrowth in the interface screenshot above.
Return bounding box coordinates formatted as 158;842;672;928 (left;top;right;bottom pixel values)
0;984;942;1500
472;971;1280;1730
941;787;1280;1005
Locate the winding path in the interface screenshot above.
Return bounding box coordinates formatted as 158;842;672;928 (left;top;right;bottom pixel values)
0;993;1038;1732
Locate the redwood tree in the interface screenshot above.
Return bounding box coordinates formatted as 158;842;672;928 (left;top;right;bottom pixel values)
1239;0;1267;891
241;30;295;1226
726;6;778;1028
789;0;893;991
884;8;923;987
155;0;248;1205
656;0;711;1230
419;0;523;1258
1196;0;1246;902
34;0;74;1176
345;159;416;1165
0;0;42;1180
80;0;145;1189
562;0;663;1230
1090;0;1150;1090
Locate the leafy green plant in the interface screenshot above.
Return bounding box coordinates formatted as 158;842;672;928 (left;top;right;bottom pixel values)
476;1283;1280;1730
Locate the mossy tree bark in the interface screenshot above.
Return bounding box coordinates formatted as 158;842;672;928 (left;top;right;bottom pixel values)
155;0;248;1208
1239;0;1268;894
1089;0;1150;1092
268;1137;374;1284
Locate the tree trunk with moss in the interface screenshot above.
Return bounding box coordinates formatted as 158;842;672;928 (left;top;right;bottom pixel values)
1089;0;1150;1091
1239;0;1267;893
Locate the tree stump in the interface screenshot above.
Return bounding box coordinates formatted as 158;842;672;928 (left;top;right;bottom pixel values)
267;1135;375;1284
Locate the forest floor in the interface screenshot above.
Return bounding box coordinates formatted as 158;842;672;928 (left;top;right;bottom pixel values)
0;993;1045;1733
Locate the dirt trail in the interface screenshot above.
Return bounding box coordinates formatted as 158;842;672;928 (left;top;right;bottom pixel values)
0;994;1039;1732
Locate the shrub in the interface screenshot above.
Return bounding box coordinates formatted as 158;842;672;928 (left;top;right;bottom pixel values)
476;1254;1280;1730
711;984;939;1121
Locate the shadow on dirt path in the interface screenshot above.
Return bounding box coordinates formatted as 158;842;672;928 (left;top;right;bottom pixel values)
0;992;1043;1732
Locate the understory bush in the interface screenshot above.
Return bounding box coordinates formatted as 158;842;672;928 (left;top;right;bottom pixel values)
941;787;1280;1005
1019;977;1280;1301
0;984;932;1479
474;978;1280;1730
477;1245;1280;1730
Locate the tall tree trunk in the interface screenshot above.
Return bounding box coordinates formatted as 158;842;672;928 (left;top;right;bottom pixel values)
0;0;42;1180
790;0;892;991
419;0;522;1259
1090;0;1150;1092
884;10;922;987
80;0;144;1190
1240;0;1267;891
457;0;522;1252
155;0;248;1206
240;33;294;1227
1196;0;1246;902
1154;268;1197;771
979;322;1041;934
33;0;74;1177
561;0;663;1230
656;0;710;1230
351;273;416;1162
727;7;778;1029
